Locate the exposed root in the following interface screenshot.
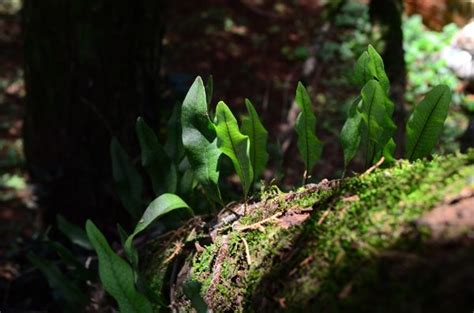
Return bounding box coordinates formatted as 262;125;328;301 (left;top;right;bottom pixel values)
362;156;385;176
233;212;283;232
242;237;252;266
164;241;184;264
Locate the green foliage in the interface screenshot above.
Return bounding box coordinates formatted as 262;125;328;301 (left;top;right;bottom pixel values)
359;79;396;166
164;105;184;161
136;117;177;195
241;99;269;182
340;97;363;169
215;101;254;198
405;85;452;161
124;193;192;268
56;215;92;250
110;138;143;219
183;280;209;313
181;76;222;203
403;15;469;153
294;82;323;180
27;253;88;312
86;220;153;313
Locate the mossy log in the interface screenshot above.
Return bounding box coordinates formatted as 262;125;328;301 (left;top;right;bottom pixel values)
143;151;474;312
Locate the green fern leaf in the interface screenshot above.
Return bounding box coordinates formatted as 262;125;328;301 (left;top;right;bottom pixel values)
136;117;177;195
86;221;152;313
340;97;363;168
294;82;323;179
405;85;451;161
241;99;269;181
215;101;254;198
181;77;222;203
110;138;143;219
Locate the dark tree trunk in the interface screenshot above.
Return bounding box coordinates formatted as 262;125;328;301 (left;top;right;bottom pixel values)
22;0;165;229
369;0;407;155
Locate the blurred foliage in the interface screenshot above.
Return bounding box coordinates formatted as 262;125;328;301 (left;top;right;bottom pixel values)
403;15;471;154
0;0;21;14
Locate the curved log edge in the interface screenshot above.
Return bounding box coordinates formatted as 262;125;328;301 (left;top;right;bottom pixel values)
142;150;474;312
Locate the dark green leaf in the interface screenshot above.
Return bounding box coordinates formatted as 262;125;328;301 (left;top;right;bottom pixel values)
183;280;209;313
215;101;254;198
354;46;390;94
56;215;92;250
367;45;390;93
294;82;323;178
205;74;214;107
164;105;184;161
136;117;177;195
360;80;396;166
241;99;269;181
86;221;152;313
181;77;222;203
405;85;451;161
340;97;363;168
28;253;88;311
110;138;143;219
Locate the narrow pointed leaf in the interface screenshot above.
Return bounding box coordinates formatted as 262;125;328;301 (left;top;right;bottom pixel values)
164;105;184;161
405;85;451;161
136;117;177;195
110;138;143;219
367;44;390;93
354;51;375;86
294;82;323;175
205;74;214;107
354;46;390;94
215;101;254;197
124;193;192;268
360;80;396;166
28;253;88;310
340;97;363;168
183;280;209;313
57;215;92;250
181;77;222;203
241;99;269;180
86;221;153;313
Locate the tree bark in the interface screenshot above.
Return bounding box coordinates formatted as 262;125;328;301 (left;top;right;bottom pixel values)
22;0;165;228
369;0;407;156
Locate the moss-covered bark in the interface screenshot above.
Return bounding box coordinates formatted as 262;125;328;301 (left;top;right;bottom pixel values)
143;151;474;312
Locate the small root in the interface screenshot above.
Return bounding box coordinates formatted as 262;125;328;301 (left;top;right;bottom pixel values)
362;156;385;176
164;241;184;264
234;212;283;232
242;237;252;266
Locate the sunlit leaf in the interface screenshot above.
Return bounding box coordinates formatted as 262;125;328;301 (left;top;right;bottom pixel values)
241;99;269;181
181;77;222;203
124;193;192;268
215;101;254;197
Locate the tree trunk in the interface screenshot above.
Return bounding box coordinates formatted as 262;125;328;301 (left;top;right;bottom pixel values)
22;0;165;228
369;0;407;156
142;152;474;312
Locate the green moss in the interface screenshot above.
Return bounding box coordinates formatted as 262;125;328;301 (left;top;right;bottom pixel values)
143;151;474;312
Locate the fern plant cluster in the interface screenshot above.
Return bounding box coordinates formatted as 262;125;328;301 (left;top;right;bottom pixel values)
30;46;452;313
